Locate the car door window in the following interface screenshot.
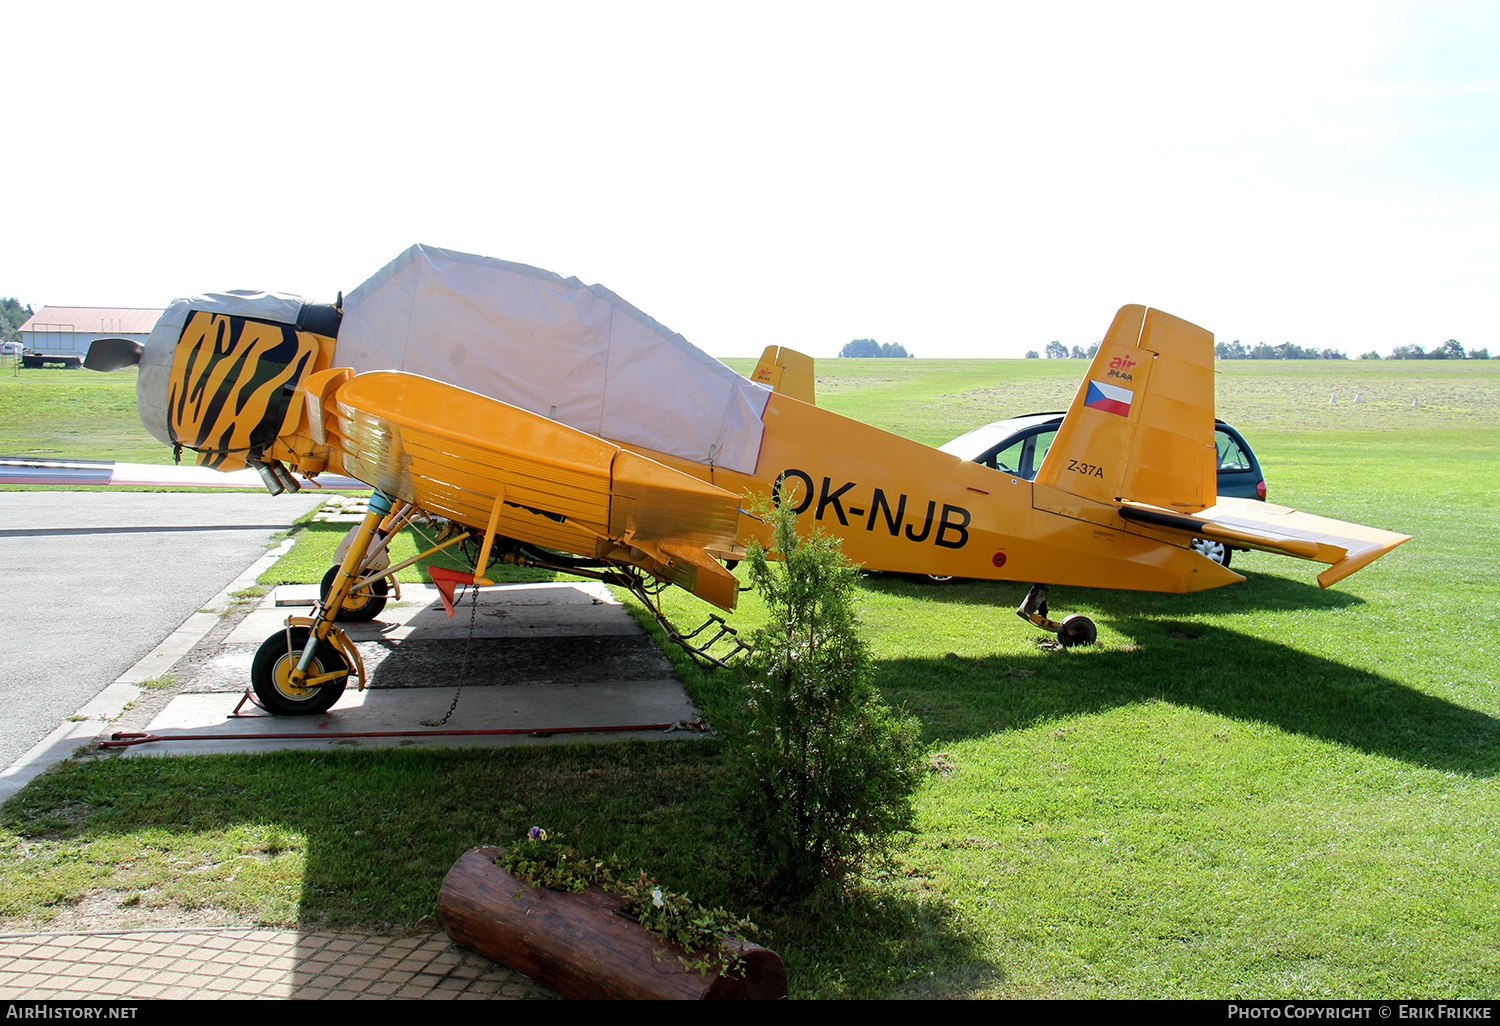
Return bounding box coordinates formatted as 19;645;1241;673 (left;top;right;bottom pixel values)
1216;430;1251;471
1023;429;1058;480
985;438;1026;474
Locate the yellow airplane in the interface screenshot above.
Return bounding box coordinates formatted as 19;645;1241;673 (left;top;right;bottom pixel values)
88;245;1409;715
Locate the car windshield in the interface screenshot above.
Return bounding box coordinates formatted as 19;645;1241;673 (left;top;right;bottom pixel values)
939;423;1022;462
938;415;1060;463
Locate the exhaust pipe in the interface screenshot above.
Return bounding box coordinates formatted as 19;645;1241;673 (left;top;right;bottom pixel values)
249;458;301;496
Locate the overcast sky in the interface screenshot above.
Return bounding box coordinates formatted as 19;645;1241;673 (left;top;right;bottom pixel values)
6;1;1496;358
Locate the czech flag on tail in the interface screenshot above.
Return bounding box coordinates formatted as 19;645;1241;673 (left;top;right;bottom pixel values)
1084;380;1134;417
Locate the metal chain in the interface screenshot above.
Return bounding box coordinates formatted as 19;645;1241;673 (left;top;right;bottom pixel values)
421;582;481;726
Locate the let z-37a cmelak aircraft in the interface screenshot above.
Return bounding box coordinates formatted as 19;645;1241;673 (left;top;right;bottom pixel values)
80;244;1409;715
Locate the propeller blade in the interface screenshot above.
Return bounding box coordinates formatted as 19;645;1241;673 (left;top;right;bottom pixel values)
84;337;143;372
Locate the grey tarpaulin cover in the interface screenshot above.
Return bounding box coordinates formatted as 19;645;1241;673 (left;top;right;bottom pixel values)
335;245;771;474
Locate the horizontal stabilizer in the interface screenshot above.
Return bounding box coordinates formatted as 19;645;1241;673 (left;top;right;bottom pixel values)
1119;496;1410;587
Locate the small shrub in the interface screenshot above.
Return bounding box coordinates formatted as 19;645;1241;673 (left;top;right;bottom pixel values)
733;499;922;895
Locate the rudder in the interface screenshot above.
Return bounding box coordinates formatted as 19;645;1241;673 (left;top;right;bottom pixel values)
750;346;816;405
1035;306;1217;513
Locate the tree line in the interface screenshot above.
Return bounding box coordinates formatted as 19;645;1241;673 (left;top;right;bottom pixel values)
838;339;913;358
1378;340;1490;360
1018;337;1494;360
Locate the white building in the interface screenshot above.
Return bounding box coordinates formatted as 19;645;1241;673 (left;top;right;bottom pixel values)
19;306;164;367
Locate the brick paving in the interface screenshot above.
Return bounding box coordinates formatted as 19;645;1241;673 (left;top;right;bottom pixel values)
0;929;558;1000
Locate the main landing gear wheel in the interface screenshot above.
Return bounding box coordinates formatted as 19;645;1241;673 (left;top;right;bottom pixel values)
1190;538;1232;568
1057;614;1097;648
320;565;390;622
251;626;349;715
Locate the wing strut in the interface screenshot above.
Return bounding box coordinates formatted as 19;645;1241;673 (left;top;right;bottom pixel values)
429;489;510;616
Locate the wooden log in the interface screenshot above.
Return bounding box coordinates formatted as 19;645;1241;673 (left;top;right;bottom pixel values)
438;845;786;1000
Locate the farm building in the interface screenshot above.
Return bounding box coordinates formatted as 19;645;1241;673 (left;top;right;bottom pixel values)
18;306;164;368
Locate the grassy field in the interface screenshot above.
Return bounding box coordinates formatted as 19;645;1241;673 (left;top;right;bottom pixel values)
0;366;173;464
2;356;1497;998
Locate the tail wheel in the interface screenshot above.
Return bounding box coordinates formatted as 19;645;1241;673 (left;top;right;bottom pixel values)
320;565;390;622
1057;614;1097;648
251;626;349;715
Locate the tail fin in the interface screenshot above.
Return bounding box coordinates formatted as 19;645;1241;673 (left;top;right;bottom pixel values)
750;345;816;405
1035;305;1217;513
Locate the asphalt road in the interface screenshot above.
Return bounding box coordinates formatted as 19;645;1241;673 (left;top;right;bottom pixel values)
0;492;323;774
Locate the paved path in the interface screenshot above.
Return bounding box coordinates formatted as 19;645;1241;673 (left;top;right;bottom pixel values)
0;492;321;774
0;928;558;1000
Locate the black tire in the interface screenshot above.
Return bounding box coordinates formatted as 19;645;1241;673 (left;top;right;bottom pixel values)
1058;614;1097;648
251;626;349;715
1190;538;1232;568
320;565;390;622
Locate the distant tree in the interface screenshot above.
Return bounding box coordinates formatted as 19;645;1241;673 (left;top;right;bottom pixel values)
1390;344;1425;360
1024;350;1040;359
839;338;911;358
1044;340;1067;359
1320;348;1348;360
1069;345;1086;359
1249;342;1277;359
1359;350;1382;360
1437;339;1466;360
1469;347;1490;360
1085;342;1100;358
0;298;31;343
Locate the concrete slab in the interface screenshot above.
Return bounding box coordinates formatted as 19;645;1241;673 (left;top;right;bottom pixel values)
229;581;642;644
105;576;706;760
187;633;677;694
118;679;704;757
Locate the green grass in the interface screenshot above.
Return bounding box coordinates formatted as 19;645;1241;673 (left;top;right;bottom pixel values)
0;366;173;463
2;357;1497;998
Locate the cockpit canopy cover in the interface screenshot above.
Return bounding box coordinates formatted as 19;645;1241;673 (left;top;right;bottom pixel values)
335;245;771;474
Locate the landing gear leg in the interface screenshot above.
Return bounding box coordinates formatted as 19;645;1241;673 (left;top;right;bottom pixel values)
1016;583;1097;648
249;490;388;713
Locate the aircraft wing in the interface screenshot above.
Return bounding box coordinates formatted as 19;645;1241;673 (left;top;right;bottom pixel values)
0;455;363;489
1118;496;1411;588
310;370;745;610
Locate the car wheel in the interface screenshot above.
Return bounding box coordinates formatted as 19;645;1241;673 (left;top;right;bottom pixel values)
1190;538;1232;568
